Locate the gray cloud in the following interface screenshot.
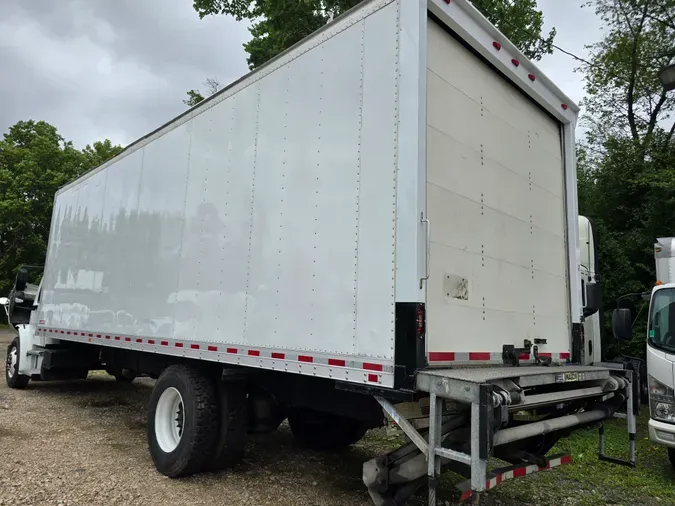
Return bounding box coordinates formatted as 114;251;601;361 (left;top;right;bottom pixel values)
0;0;603;148
0;0;250;148
537;0;603;108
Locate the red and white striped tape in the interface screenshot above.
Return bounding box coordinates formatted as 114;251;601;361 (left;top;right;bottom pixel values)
459;454;572;500
428;351;570;364
37;327;393;386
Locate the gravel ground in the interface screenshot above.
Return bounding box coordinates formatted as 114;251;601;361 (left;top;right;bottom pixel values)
0;329;396;506
4;327;668;506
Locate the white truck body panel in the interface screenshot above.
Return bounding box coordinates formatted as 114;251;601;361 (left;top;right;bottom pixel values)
655;238;675;285
37;0;580;388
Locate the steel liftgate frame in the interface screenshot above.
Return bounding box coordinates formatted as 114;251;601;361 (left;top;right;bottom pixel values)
372;366;636;503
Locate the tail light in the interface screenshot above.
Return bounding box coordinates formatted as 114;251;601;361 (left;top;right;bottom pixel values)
416;304;426;339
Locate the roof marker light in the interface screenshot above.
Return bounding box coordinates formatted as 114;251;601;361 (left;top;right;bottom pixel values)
511;58;520;67
528;73;536;81
561;103;568;110
492;41;501;50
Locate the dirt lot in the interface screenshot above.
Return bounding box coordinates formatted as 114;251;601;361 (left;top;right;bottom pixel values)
2;327;675;506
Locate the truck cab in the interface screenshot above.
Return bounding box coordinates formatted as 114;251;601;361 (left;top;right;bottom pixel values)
645;239;675;465
579;216;603;365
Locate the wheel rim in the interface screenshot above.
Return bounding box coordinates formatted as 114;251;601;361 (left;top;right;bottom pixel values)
155;387;185;453
6;346;17;379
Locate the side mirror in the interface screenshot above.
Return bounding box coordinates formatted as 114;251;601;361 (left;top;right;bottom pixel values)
15;267;29;292
583;282;602;318
612;308;633;341
0;297;7;306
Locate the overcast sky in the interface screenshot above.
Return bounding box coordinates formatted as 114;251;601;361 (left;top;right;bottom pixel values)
0;0;603;149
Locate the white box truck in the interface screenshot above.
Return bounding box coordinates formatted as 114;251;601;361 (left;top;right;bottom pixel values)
3;0;636;502
614;239;675;468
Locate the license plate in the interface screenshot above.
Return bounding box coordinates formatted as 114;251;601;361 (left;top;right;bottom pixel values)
556;372;586;383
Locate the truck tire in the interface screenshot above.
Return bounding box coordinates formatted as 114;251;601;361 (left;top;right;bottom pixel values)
147;365;218;477
288;407;366;451
6;337;30;389
203;381;247;472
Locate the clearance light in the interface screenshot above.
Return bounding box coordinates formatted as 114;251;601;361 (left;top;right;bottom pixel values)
656;280;664;286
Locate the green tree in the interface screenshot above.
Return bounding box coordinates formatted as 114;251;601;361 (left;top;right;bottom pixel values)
192;0;555;69
183;78;220;107
577;0;675;358
0;120;122;295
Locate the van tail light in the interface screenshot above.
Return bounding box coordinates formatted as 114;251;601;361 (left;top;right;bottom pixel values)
416;304;426;339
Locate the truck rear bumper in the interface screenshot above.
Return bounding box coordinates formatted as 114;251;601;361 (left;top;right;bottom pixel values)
648;418;675;448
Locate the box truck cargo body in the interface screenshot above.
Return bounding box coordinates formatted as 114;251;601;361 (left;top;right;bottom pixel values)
41;1;575;385
4;0;636;502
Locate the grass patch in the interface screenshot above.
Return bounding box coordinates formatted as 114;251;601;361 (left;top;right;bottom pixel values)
364;411;675;505
470;410;675;505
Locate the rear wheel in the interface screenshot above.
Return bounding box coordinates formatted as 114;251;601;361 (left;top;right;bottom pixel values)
6;337;30;389
203;381;248;472
288;407;366;451
147;365;218;477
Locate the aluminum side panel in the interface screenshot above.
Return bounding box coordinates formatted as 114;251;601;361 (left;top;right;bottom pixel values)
40;0;403;372
355;4;400;359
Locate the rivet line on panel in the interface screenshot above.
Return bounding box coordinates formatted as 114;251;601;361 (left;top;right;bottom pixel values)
352;19;366;353
390;0;402;345
243;85;262;337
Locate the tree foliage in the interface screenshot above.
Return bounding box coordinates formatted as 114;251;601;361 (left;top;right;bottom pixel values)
577;0;675;358
192;0;556;69
183;78;221;107
0;120;122;295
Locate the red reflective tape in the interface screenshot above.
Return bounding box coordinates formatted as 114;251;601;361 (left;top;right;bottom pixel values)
496;474;503;485
363;362;383;372
367;374;378;383
248;350;260;357
208;346;218;352
175;342;183;348
190;344;200;350
226;347;237;354
560;352;571;360
513;467;528;478
429;352;455;361
561;455;572;465
136;338;143;343
125;337;131;342
469;352;491;361
148;339;155;345
460;491;471;501
328;358;346;367
298;355;313;363
114;336;120;341
518;353;530;360
271;352;285;359
160;341;168;346
539;352;552;358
